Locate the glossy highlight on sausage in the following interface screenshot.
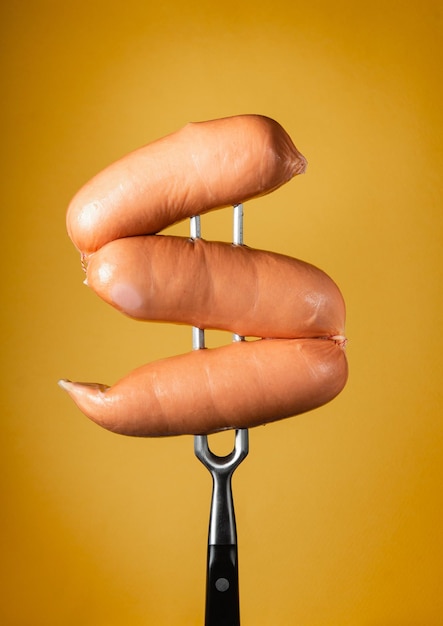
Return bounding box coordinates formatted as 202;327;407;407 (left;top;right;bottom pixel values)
59;114;348;437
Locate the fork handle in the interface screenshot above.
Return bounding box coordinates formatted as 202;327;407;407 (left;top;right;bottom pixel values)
205;544;240;626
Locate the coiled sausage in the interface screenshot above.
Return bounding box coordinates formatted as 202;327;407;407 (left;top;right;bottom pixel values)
59;114;347;437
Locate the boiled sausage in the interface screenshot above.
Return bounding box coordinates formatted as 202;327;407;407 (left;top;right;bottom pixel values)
85;235;346;340
59;339;347;437
59;114;347;436
66;114;307;256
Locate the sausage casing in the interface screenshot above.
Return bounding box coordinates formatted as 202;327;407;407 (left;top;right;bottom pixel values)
60;114;347;437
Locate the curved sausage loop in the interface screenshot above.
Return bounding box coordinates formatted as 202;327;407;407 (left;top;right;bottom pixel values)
60;115;347;437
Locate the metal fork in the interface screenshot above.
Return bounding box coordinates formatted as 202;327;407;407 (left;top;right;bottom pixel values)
191;206;249;626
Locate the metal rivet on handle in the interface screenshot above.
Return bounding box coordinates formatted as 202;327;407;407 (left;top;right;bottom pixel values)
215;578;230;592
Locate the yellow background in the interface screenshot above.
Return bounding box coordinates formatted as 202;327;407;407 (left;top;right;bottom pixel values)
1;1;442;624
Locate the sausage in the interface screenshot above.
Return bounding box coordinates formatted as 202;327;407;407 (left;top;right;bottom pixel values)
85;235;346;340
58;338;347;437
66;114;307;255
60;114;348;437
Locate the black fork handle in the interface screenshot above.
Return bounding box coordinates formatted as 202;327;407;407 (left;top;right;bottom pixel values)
205;544;240;626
